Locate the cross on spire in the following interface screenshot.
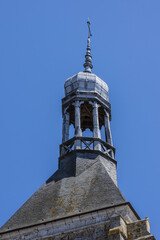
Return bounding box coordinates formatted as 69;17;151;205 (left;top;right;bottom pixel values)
87;19;92;38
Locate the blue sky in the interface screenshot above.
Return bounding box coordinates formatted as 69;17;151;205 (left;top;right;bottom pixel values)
0;0;160;238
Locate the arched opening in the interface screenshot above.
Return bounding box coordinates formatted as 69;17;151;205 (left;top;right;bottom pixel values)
69;123;74;139
100;125;106;142
68;104;75;127
81;102;93;133
80;102;93;149
67;104;75;139
82;128;92;138
98;107;105;142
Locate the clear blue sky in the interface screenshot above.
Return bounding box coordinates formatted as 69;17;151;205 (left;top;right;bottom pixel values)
0;0;159;238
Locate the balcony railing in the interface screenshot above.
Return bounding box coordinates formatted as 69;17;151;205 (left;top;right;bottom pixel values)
60;137;115;159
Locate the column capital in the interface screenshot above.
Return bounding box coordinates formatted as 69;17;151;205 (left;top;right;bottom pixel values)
72;100;84;108
64;106;69;114
104;109;109;118
89;101;100;108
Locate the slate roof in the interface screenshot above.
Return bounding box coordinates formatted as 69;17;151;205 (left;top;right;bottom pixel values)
1;157;125;232
64;72;109;101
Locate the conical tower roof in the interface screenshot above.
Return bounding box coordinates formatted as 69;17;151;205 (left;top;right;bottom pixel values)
1;156;125;231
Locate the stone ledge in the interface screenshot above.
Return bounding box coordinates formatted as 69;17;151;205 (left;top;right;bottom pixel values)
0;202;139;235
58;149;117;165
108;226;121;235
127;218;151;239
134;235;155;240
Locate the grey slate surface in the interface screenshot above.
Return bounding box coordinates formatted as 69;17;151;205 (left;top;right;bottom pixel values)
64;72;109;101
1;157;125;232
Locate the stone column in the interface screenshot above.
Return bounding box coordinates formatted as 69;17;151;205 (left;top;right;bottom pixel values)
104;110;113;145
104;110;114;158
92;101;101;151
73;101;82;149
62;107;70;143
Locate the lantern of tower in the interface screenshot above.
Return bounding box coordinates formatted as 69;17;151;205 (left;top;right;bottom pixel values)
60;20;115;179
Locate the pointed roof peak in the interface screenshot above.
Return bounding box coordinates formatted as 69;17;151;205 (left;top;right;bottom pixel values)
83;19;93;73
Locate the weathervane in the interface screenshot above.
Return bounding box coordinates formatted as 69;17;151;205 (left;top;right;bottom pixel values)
83;19;93;73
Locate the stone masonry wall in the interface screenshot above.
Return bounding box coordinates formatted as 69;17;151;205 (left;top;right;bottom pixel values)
0;203;155;240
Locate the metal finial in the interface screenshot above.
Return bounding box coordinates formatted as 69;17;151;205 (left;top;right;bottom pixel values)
83;19;93;73
87;19;92;38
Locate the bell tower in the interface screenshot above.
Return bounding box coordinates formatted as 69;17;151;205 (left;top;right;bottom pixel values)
59;20;116;184
61;65;114;156
0;21;155;240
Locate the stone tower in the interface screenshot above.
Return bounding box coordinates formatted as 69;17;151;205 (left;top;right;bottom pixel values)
0;21;155;240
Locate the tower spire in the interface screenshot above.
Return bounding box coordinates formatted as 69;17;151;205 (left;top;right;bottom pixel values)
83;19;93;73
